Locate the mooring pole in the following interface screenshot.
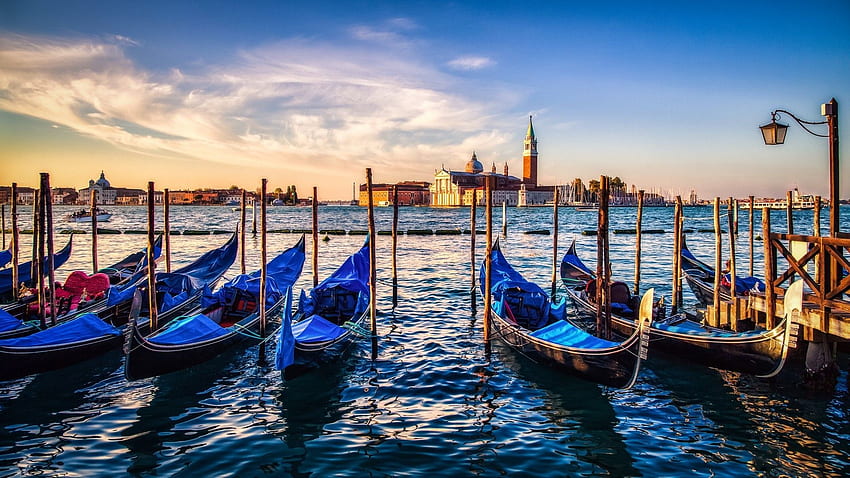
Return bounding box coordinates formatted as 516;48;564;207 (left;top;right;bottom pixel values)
599;176;611;339
90;188;98;273
634;190;644;296
733;197;739;238
312;186;319;287
391;185;399;308
10;184;18;300
676;196;684;307
146;182;158;331
240;189;247;274
814;195;822;237
163;189;171;273
252;193;257;236
484;176;493;342
551;186;559;298
470;190;477;312
42;174;56;326
1;204;5;249
259;178;268;342
671;196;681;315
762;207;775;328
727;197;737;302
366;169;377;337
786;190;794;235
502;201;507;237
35;188;45;327
712;197;722;325
749;195;755;278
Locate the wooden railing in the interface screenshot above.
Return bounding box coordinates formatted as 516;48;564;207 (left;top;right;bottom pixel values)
764;230;850;331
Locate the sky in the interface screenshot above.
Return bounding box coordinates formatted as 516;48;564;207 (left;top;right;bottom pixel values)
0;0;848;200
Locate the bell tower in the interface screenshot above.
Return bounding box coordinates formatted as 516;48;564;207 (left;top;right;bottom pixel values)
522;116;538;188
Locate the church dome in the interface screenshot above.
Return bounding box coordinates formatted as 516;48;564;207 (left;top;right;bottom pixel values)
464;152;483;174
95;171;110;188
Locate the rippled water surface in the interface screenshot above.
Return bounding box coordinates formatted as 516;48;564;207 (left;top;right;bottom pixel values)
1;205;848;477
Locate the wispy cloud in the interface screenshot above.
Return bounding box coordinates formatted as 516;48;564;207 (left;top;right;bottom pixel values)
447;56;495;71
0;30;519;187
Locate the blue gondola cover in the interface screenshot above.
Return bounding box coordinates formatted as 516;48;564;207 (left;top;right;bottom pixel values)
291;315;346;342
0;307;23;333
0;313;118;347
149;314;228;345
529;320;620;348
276;287;295;370
0;249;10;268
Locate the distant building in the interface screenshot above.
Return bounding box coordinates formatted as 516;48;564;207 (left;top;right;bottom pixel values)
77;171;117;205
430;116;553;206
359;181;431;206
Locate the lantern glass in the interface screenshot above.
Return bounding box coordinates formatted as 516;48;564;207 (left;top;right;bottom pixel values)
760;121;788;145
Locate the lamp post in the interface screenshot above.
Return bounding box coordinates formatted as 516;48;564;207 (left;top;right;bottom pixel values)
760;98;839;237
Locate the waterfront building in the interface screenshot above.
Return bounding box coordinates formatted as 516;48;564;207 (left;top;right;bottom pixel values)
77;171;117;205
359;181;431;206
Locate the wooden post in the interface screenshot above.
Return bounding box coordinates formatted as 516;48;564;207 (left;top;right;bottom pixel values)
35;188;45;327
733;197;739;238
90;188;98;273
365;169;377;336
813;195;822;237
502;201;507;237
240;189;247;274
633;190;644;296
671;197;681;315
163;189;171;273
1;204;5;249
786;190;794;235
551;186;559;298
676;196;684;307
470;190;477;312
252;193;257;236
727;197;737;300
312;186;319;287
259;179;268;340
146;182;158;331
41;174;56;326
391;185;399;308
484;176;493;342
712;197;721;325
10;183;19;300
748;195;755;278
762;207;775;328
597;176;610;339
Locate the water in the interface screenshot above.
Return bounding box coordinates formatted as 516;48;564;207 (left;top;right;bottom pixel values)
1;205;848;477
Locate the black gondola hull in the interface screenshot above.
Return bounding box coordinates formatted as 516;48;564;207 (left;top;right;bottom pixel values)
0;335;122;381
490;313;641;389
566;286;786;376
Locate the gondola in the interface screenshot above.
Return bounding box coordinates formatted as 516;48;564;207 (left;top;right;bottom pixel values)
0;234;238;381
482;240;651;389
680;235;765;306
561;239;797;376
124;236;306;380
0;235;74;299
0;247;10;268
0;236;163;330
276;241;370;380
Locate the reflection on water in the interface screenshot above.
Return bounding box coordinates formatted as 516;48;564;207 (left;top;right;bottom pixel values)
0;205;848;476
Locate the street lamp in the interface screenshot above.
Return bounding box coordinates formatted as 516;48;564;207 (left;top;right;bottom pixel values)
760;98;839;237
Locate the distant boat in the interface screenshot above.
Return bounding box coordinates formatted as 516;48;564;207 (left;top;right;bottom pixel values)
739;188;817;210
271;198;285;206
67;208;112;223
231;204;254;212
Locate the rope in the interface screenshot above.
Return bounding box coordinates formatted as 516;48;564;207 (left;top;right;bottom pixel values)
343;321;372;337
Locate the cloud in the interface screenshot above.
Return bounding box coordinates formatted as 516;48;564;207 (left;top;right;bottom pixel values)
0;31;520;187
447;56;495;71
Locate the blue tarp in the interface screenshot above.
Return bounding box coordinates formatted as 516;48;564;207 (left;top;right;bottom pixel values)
204;237;305;309
0;249;10;268
148;314;228;345
480;244;551;330
529;320;620;348
275;287;295;370
107;283;138;307
161;291;189;313
299;243;369;318
291;315;346;343
0;307;24;333
0;313;118;347
0;236;73;296
723;274;766;293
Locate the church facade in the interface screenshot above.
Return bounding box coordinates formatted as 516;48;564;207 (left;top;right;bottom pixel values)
430;116;553;206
